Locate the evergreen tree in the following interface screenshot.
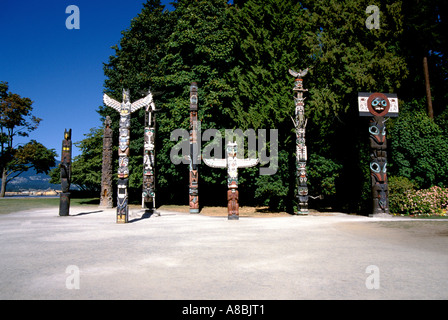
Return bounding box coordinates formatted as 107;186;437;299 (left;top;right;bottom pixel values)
73;0;446;213
101;0;236;205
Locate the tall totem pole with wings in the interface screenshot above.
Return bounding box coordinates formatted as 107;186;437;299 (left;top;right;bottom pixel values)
203;141;259;220
289;68;309;215
103;89;154;223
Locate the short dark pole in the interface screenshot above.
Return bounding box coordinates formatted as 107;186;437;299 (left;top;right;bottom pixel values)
59;129;72;216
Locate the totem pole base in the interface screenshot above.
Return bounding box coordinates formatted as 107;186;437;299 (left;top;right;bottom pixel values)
142;197;154;210
59;192;71;216
189;194;199;214
369;205;391;218
296;205;309;215
116;210;128;224
369;212;391;218
117;205;129;223
227;188;239;220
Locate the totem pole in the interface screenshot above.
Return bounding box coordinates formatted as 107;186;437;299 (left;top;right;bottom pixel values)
189;82;200;213
59;129;72;216
103;89;154;223
289;68;309;215
142;91;156;211
99;116;113;208
358;92;399;217
203;141;259;220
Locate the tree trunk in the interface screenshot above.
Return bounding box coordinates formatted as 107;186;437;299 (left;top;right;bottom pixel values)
1;167;7;197
423;56;434;119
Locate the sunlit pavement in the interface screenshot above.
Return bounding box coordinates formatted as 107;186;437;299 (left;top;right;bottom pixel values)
1;206;447;300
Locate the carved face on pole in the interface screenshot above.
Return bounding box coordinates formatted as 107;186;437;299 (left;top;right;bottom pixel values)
367;92;390;117
369;116;387;150
370;156;387;184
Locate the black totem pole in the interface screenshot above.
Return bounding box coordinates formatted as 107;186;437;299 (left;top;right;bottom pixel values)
59;129;72;216
99;116;113;208
358;92;399;217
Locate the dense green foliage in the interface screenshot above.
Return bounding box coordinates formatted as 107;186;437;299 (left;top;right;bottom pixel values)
70;0;446;214
389;99;448;189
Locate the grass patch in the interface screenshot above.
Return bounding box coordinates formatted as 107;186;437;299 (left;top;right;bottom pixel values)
0;197;100;215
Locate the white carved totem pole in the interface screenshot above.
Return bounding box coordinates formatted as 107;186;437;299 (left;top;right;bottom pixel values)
289;68;309;215
103;89;154;223
203;141;258;220
142;91;156;211
189;82;200;213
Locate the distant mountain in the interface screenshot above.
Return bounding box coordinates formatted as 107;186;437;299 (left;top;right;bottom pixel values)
2;162;60;192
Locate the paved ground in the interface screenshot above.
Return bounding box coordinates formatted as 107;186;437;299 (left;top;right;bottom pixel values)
1;206;448;300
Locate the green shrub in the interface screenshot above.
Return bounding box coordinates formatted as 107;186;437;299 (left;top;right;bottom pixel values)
389;100;448;188
389;176;416;214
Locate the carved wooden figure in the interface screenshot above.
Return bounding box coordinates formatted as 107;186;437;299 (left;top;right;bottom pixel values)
103;89;153;223
99;116;113;208
189;82;200;213
203;141;258;220
289;68;309;215
358;92;399;217
59;129;72;216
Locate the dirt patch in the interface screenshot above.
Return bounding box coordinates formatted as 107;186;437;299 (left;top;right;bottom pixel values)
154;205;341;218
156;205;292;217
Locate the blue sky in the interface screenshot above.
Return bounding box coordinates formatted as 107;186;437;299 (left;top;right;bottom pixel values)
1;0;174;160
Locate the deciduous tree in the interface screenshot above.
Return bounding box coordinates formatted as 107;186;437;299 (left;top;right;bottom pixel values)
0;82;56;196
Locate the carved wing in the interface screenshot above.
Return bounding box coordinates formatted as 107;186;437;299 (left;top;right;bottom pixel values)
131;93;153;113
289;69;299;77
103;94;121;112
299;68;309;77
236;158;259;168
203;158;227;168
